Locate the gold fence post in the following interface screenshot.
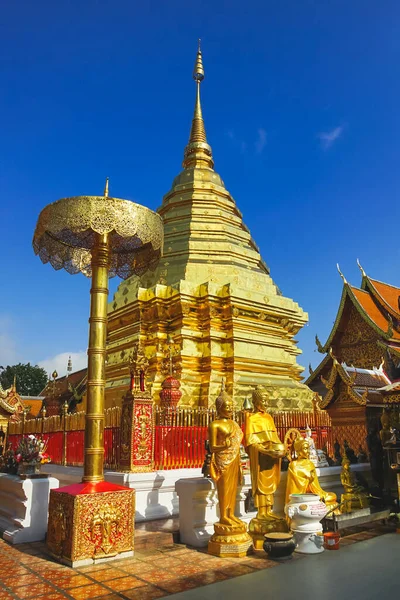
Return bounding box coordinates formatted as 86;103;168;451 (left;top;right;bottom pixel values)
22;408;28;435
41;405;47;435
62;400;68;466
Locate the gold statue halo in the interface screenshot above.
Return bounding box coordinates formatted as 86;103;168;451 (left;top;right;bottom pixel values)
284;428;302;462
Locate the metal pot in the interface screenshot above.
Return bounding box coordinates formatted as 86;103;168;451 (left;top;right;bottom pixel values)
263;532;296;560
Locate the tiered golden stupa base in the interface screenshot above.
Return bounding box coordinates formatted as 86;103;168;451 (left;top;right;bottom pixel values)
46;482;135;568
208;521;253;558
249;515;289;550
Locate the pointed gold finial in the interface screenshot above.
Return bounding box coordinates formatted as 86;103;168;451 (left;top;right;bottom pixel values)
193;39;205;82
336;263;347;284
104;177;109;198
183;41;214;170
357;258;366;278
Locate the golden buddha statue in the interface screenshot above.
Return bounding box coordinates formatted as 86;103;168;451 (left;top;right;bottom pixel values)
285;437;337;512
245;386;288;548
207;385;252;557
340;452;369;512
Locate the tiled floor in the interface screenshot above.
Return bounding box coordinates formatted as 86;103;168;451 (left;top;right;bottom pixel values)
0;521;394;600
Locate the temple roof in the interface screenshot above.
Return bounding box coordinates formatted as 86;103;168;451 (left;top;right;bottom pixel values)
40;368;87;410
311;352;393;409
307;265;400;407
314;269;400;356
362;277;400;319
21;397;44;418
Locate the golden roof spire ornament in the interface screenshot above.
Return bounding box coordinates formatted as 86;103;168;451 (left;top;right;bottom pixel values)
183;40;214;170
104;177;109;198
336;263;347;284
357;258;366;278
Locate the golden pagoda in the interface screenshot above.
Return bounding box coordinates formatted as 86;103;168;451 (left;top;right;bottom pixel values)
105;43;313;410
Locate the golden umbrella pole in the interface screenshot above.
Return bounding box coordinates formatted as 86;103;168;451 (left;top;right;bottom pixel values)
84;232;110;483
33;180;163;566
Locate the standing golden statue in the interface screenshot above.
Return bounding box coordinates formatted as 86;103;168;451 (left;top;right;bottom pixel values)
285;436;337;511
208;384;252;557
245;386;288;549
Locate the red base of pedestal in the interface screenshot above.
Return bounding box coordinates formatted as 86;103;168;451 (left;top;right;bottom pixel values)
47;481;135;567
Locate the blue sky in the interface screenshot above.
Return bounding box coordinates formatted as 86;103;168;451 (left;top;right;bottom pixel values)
1;0;399;378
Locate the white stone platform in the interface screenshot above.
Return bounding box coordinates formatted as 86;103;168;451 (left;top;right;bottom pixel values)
43;463;372;525
175;464;373;547
105;468;203;522
0;473;59;543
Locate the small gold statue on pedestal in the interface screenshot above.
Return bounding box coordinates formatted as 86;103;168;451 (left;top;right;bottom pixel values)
245;387;288;549
208;385;253;558
285;437;337;511
340;452;369;512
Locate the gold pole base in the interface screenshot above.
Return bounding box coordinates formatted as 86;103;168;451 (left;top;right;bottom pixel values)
47;482;135;567
249;515;289;550
207;522;253;558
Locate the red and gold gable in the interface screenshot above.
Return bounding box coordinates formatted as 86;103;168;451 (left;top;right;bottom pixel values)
0;386;25;418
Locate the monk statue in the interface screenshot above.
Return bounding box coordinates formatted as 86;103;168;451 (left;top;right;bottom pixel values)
245;386;288;548
207;384;252;557
285;436;338;513
340;451;369;512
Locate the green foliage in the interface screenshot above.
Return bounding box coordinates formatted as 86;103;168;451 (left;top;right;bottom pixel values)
0;363;48;396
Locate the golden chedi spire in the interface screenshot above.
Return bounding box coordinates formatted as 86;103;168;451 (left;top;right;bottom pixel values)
107;41;314;411
183;40;214;170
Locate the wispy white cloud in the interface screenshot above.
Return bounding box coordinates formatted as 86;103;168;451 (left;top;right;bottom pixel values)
255;128;267;154
38;351;87;378
226;128;267;155
317;126;344;150
226;129;247;154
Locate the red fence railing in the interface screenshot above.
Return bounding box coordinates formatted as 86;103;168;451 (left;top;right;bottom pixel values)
154;426;209;470
6;427;119;469
6;408;333;472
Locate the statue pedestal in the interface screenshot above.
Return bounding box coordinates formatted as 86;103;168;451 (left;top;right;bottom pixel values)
208;522;253;558
0;473;59;543
46;481;135;568
175;476;253;548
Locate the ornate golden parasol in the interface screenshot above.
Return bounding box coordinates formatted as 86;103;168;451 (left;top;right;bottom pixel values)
34;180;163;566
33;180;163;483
